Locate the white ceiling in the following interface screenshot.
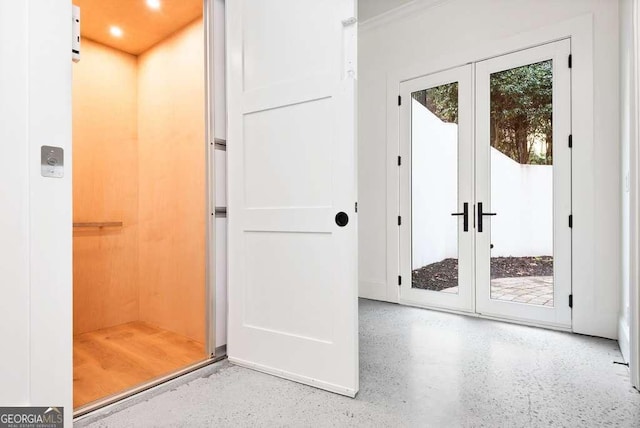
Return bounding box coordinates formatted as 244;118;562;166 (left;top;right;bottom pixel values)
358;0;414;22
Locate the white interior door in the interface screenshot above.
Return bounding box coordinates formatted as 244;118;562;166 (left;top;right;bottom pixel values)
399;65;475;313
475;40;572;328
226;0;358;396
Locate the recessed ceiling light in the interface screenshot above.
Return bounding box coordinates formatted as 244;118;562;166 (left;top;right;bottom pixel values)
110;26;123;37
146;0;161;10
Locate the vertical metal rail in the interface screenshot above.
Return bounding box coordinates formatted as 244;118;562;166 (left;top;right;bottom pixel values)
204;0;217;358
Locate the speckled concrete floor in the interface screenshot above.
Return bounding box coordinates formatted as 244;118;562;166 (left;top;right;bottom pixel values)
76;299;640;427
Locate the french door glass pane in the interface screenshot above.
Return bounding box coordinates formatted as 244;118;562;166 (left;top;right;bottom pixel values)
411;83;460;294
489;60;554;307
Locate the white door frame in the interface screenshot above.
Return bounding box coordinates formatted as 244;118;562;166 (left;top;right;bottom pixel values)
382;15;597;335
474;40;572;329
398;41;572;329
629;0;640;390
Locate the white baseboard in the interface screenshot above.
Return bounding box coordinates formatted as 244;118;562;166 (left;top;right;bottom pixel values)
358;279;390;301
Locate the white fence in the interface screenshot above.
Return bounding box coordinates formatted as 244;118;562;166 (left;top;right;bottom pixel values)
411;99;553;269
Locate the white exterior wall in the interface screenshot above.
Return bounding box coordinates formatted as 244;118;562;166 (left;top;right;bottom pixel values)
490;151;553;258
411;100;553;270
411;101;458;268
0;0;72;425
358;0;620;338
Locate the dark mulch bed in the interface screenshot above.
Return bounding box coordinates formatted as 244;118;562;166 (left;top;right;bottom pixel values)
411;256;553;291
412;258;459;291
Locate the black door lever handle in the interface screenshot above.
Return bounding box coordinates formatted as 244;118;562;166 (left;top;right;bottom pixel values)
451;202;469;232
477;202;496;232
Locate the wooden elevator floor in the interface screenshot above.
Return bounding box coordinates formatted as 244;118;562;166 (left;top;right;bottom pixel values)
73;321;205;408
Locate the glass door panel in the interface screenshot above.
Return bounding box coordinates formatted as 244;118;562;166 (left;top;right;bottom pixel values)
411;83;460;295
475;40;572;327
489;60;554;307
399;65;474;313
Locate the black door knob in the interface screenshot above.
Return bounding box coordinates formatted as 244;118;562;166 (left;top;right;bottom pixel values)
335;212;349;227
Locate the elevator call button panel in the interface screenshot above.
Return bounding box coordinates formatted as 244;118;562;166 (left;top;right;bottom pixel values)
41;146;64;178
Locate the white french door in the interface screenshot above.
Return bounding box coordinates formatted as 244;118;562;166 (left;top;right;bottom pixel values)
399;65;475;313
226;0;359;396
400;40;572;329
475;40;572;328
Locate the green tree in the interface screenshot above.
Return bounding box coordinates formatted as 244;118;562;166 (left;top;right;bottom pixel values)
412;60;553;165
413;83;459;124
489;60;552;165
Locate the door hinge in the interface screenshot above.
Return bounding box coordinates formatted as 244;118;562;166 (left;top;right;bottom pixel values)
569;214;573;228
568;134;573;148
398;215;402;226
568;54;572;68
341;17;358;26
398;95;402;106
398;275;402;286
355;202;358;213
398;156;402;166
569;294;573;308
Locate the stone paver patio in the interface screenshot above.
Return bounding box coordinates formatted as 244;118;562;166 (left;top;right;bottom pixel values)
441;276;554;306
490;276;554;306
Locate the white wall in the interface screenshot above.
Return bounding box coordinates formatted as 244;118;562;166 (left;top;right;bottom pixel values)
358;0;413;22
619;0;640;389
358;0;620;338
0;0;72;425
411;100;553;269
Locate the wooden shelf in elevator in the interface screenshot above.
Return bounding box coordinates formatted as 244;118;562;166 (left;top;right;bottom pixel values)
73;221;123;228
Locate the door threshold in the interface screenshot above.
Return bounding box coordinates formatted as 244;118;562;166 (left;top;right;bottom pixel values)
73;348;227;419
398;299;572;332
